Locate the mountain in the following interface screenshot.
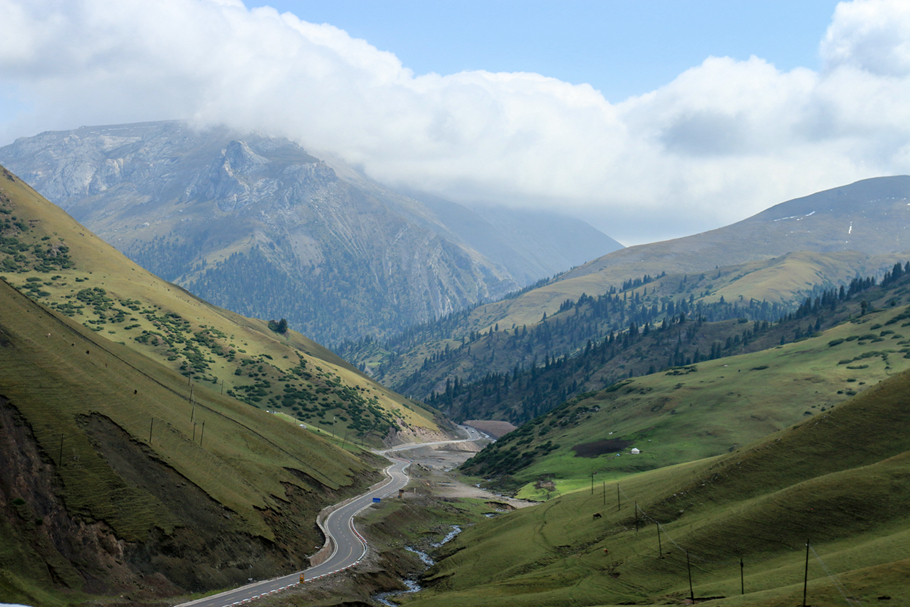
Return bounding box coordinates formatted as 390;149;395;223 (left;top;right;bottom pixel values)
399;191;623;285
0;122;621;344
459;175;910;333
0;161;449;449
341;177;910;404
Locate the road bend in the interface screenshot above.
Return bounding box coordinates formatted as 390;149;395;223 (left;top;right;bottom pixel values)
174;426;481;607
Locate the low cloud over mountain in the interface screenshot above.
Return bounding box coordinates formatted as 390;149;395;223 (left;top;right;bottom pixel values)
1;0;909;243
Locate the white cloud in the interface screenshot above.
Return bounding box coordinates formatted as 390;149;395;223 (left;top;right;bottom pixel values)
0;0;909;244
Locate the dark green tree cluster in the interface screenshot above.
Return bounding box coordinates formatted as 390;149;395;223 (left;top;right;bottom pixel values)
268;318;288;334
0;192;73;274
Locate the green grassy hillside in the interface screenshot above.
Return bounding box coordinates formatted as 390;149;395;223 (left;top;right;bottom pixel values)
462;292;910;496
0;164;444;446
405;368;910;606
0;276;383;606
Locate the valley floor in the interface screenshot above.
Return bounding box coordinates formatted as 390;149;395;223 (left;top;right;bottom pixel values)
216;433;536;607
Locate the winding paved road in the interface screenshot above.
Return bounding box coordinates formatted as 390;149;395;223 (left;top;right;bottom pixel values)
175;426;483;607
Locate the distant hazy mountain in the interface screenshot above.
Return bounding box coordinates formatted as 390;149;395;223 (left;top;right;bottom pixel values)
398;191;622;285
448;175;910;334
564;175;910;283
0;121;620;343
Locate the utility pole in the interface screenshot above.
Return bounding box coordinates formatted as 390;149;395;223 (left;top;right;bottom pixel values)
740;557;745;595
616;484;621;511
200;420;206;447
591;471;594;495
149;418;154;444
687;551;695;602
332;416;336;438
803;540;810;607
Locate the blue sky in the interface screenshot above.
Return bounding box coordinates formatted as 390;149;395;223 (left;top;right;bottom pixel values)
1;0;908;244
250;1;839;102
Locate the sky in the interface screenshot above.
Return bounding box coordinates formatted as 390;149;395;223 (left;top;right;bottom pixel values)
0;0;908;245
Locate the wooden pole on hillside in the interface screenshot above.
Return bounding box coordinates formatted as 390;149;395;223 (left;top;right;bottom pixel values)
602;481;606;506
200;421;206;447
193;422;197;442
616;484;621;511
740;557;744;595
803;539;810;607
634;502;639;532
149;419;154;444
686;551;694;602
591;472;594;495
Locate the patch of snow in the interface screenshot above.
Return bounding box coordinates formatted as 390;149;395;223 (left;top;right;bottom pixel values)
848;222;853;235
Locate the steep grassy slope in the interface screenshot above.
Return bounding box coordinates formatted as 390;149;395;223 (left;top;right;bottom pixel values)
462;293;910;495
0;164;445;446
407;369;910;606
0;277;383;606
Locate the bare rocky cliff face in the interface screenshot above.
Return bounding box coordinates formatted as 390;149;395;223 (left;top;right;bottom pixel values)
0;121;619;344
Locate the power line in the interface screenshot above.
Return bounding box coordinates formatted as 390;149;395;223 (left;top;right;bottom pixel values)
810;546;860;606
